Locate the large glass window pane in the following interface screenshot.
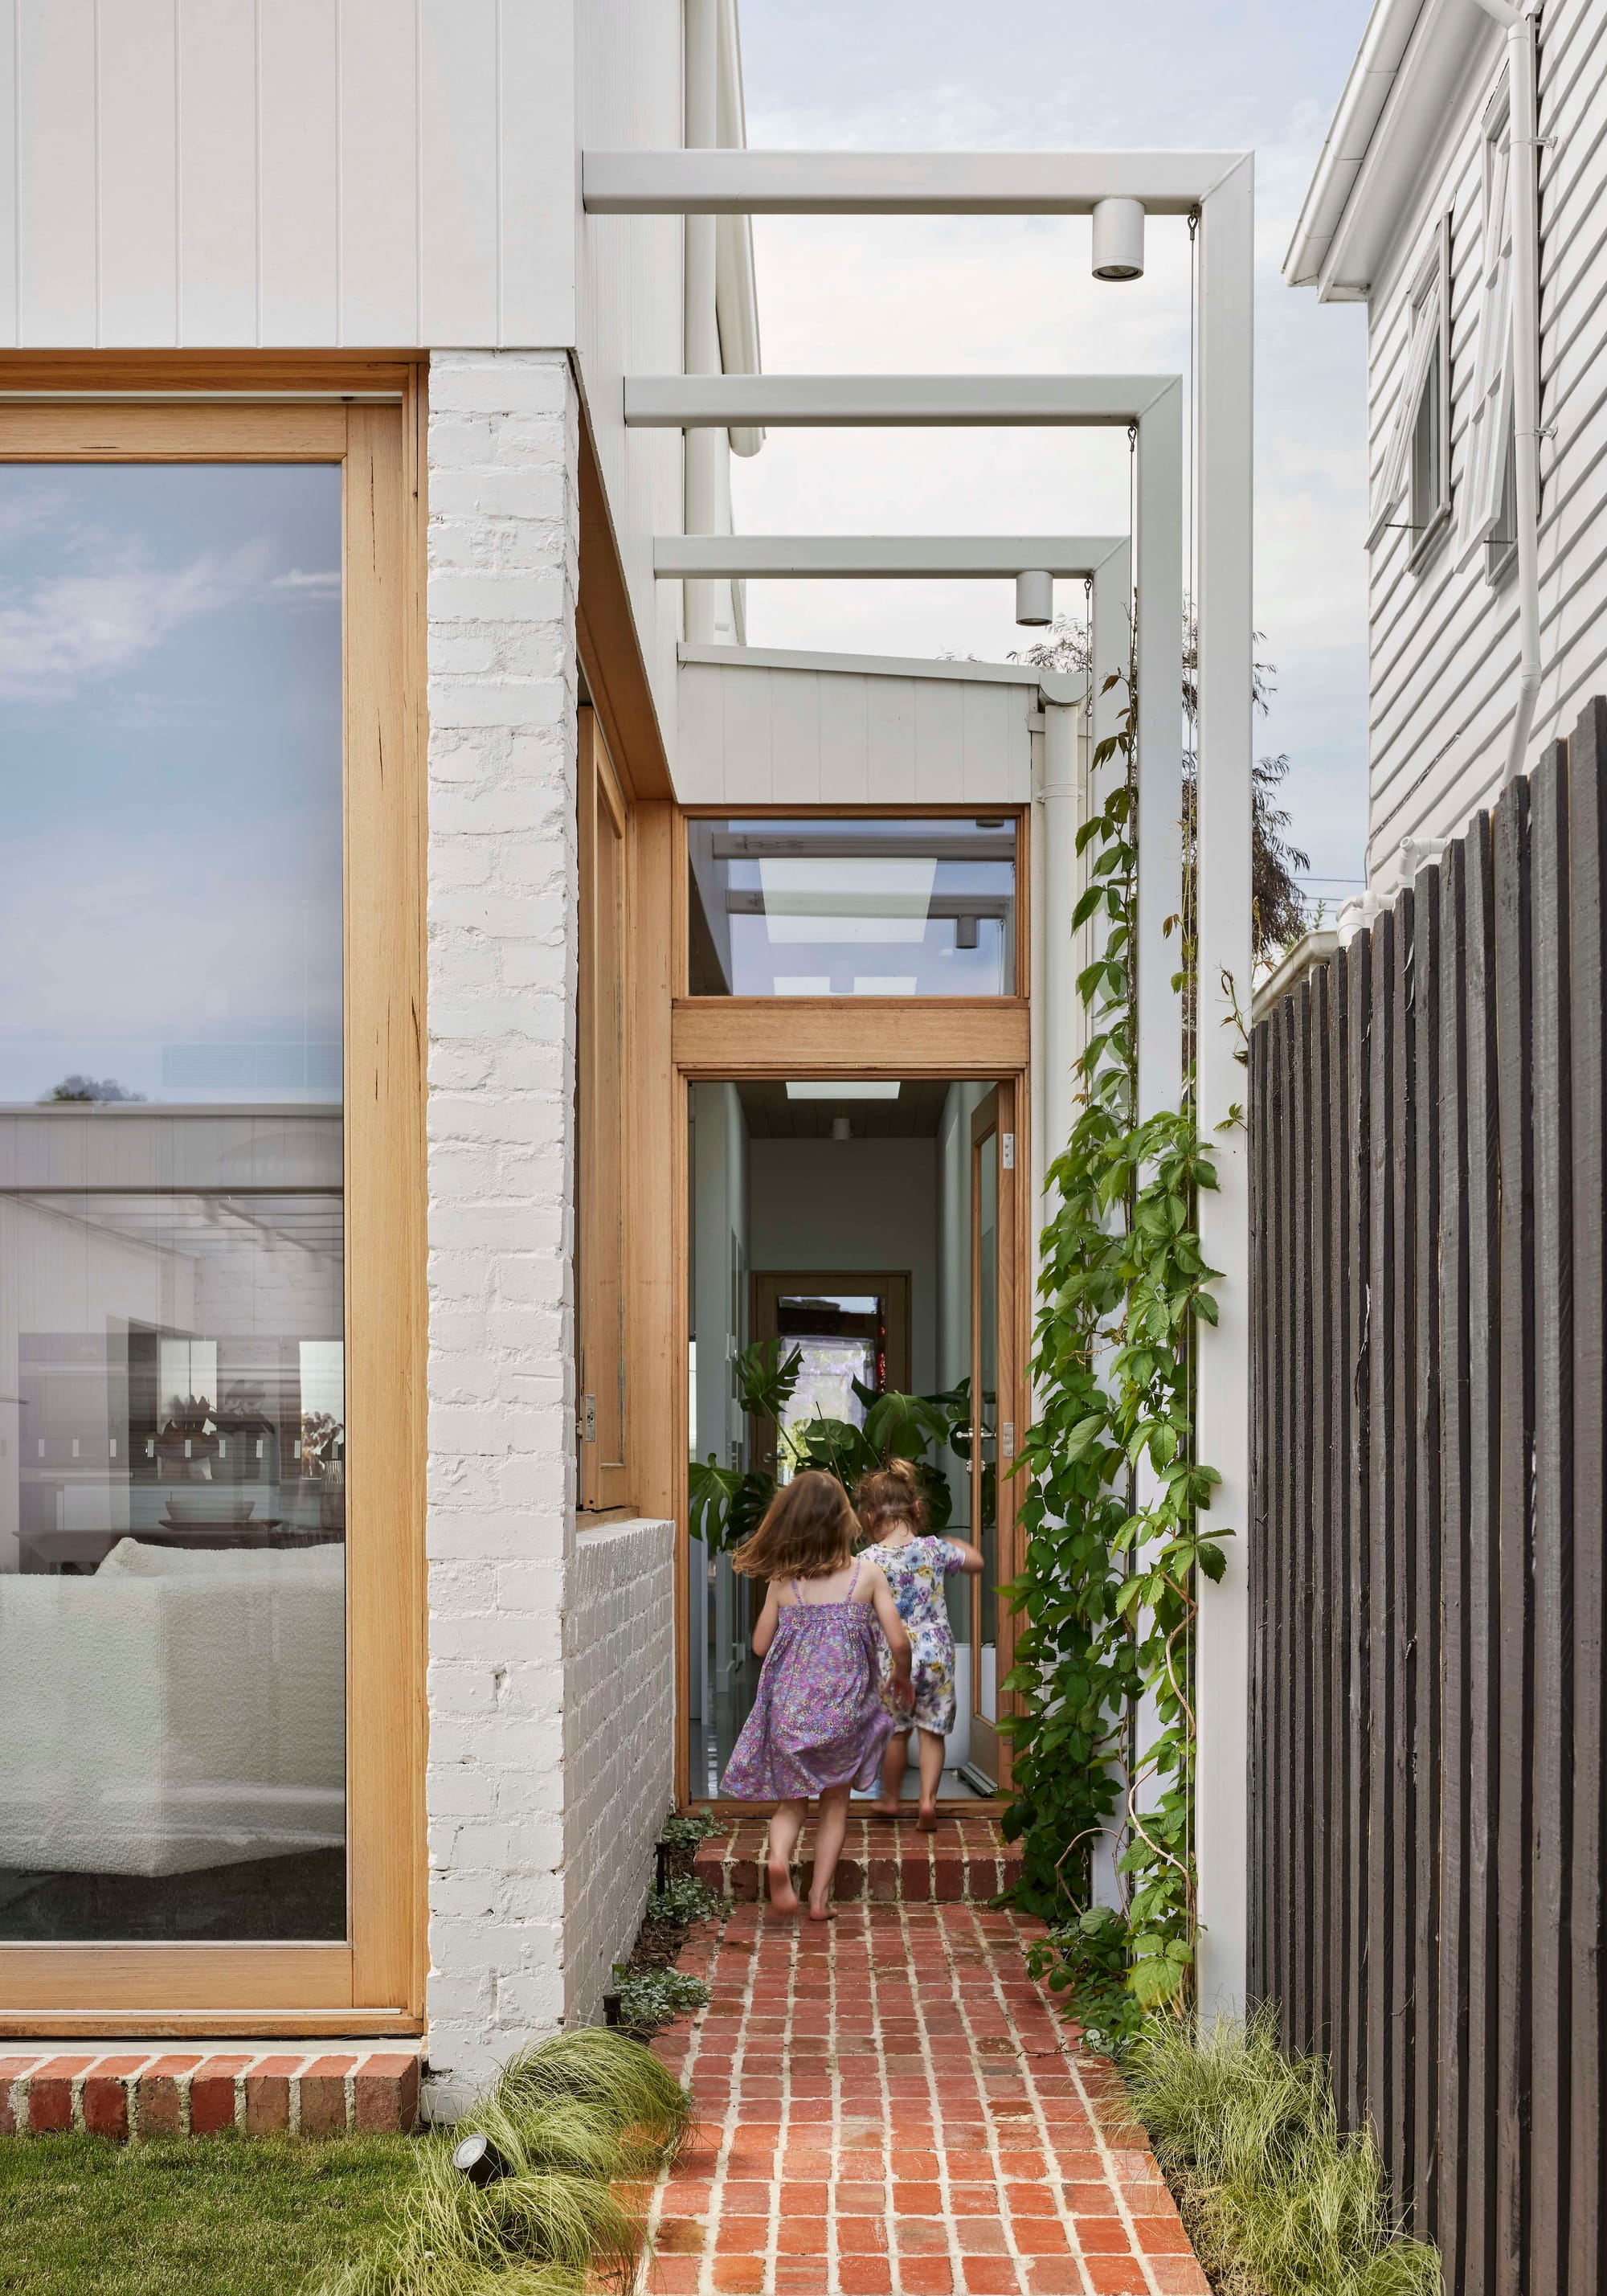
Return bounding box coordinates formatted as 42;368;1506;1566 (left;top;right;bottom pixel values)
0;464;346;1942
688;817;1017;996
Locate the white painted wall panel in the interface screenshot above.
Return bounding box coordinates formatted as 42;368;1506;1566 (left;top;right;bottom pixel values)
1360;7;1607;897
176;0;259;346
259;0;340;345
17;0;97;347
338;0;420;344
97;0;179;346
0;0;575;347
0;1;18;347
676;657;1035;808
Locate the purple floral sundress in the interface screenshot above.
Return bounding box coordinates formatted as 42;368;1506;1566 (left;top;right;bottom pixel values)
720;1560;895;1800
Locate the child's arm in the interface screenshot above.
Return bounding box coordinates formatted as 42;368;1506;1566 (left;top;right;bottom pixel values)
863;1562;915;1708
751;1579;782;1659
939;1536;986;1576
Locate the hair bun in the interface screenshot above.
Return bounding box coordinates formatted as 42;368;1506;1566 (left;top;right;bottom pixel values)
888;1457;919;1487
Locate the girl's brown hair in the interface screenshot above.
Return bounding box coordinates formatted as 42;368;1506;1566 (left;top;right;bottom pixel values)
731;1468;858;1582
855;1456;928;1537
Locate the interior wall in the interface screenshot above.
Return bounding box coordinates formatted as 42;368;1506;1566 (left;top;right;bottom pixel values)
747;1138;938;1396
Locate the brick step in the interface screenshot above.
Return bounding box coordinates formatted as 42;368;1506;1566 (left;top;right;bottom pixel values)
694;1813;1022;1905
0;2044;420;2139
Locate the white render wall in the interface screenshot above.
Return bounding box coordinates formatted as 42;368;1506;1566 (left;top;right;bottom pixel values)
423;349;671;2102
1361;7;1607;896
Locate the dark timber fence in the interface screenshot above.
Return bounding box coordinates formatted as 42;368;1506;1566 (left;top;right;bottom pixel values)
1249;697;1607;2296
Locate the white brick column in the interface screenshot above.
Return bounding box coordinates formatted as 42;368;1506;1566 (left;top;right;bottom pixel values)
421;352;678;2107
423;351;582;2097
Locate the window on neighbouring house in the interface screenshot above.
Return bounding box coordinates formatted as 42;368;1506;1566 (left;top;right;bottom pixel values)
576;707;632;1512
1370;216;1451;563
1461;88;1519;579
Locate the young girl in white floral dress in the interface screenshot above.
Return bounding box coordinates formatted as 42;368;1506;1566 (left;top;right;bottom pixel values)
855;1459;984;1830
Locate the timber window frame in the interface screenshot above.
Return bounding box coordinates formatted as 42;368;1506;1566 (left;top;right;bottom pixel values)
576;707;634;1513
0;376;427;2037
1370;216;1452;566
1462;85;1519;579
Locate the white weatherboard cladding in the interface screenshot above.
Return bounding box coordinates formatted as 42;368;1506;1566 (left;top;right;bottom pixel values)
423;351;670;2098
676;657;1033;805
0;0;574;348
1364;9;1607;898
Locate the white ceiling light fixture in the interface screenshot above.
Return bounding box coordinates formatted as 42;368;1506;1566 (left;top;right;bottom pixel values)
785;1081;901;1100
1015;569;1053;625
1092;196;1146;281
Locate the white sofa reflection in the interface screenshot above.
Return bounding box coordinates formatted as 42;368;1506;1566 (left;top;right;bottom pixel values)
0;1537;345;1877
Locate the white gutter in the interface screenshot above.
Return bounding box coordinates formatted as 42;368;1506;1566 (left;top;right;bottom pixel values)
1474;0;1543;785
1283;0;1425;289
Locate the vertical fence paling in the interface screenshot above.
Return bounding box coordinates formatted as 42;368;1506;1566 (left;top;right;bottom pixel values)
1248;698;1607;2296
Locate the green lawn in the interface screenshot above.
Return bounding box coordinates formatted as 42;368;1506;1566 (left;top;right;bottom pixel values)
0;2133;417;2296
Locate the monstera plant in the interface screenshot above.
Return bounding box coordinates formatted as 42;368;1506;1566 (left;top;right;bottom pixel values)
688;1336;971;1556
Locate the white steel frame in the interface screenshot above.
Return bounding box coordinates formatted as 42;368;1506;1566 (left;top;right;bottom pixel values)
588;148;1253;2012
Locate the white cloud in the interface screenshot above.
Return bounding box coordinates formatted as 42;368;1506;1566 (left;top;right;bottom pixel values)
272;567;342;596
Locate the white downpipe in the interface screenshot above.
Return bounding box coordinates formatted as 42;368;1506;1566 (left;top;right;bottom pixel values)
1475;0;1543;786
683;0;722;645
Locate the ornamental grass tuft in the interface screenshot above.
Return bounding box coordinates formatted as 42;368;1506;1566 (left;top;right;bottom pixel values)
1121;2012;1441;2296
307;2027;690;2296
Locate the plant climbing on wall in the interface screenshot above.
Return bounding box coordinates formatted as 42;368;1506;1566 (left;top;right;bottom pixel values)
1001;672;1233;2032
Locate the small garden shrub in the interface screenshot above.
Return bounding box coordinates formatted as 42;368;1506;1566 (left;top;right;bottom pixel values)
1024;1904;1139;2054
659;1811;721;1864
306;2028;689;2296
644;1875;717;1928
1122;2012;1441;2296
611;1965;711;2033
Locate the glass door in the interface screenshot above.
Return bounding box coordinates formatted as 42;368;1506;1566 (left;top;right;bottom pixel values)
967;1086;1018;1789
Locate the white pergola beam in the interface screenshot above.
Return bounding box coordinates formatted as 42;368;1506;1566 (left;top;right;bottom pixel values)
655;535;1127;580
583;149;1243;217
626;374;1177;428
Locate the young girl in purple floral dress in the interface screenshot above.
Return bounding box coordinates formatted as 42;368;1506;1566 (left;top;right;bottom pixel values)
722;1470;914;1919
857;1459;985;1830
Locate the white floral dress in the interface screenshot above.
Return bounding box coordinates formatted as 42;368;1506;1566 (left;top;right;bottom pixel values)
863;1534;964;1733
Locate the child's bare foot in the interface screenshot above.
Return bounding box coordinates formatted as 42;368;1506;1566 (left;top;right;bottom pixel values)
871;1799;901;1818
808;1897;836;1922
916;1804;938;1832
767;1858;799;1913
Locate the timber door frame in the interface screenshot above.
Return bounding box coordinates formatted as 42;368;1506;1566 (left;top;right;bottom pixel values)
668;804;1033;1809
0;378;427;2036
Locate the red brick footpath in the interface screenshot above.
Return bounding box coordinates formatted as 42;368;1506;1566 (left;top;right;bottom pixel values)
642;1840;1209;2295
697;1815;1024;1907
0;2045;419;2139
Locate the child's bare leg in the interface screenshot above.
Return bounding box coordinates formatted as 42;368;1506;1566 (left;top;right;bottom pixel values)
766;1800;804;1913
916;1728;946;1825
808;1783;853;1919
873;1728;909;1815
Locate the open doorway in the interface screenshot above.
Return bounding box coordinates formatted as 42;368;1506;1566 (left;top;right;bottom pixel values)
685;1074;1020;1803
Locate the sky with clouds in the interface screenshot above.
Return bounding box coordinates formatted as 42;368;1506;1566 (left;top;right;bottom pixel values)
0;464;343;1105
730;0;1376;910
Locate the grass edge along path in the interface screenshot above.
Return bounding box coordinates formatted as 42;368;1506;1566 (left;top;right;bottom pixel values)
0;2129;415;2296
307;2028;692;2296
1120;2014;1441;2296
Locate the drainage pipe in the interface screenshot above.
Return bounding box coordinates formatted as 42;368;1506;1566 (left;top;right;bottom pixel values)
1474;0;1543;786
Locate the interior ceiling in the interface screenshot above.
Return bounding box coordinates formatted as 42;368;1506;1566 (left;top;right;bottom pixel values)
736;1078;951;1140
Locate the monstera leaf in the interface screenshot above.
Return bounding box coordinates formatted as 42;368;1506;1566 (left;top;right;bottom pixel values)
688;1456;775;1555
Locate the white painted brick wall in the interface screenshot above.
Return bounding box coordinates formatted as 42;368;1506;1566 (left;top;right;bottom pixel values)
423;351;677;2110
562;1516;677;2024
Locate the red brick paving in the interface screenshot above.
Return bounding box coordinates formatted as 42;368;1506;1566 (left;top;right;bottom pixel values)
642;1886;1210;2295
0;2045;419;2137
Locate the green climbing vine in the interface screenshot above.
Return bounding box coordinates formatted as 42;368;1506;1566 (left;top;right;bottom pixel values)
1002;673;1233;2033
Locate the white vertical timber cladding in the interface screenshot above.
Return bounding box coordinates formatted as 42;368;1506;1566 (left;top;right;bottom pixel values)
0;0;575;347
1194;154;1255;2018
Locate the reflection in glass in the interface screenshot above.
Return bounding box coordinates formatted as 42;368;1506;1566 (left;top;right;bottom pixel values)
973;1144;999;1725
689;817;1016;997
0;464;346;1942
